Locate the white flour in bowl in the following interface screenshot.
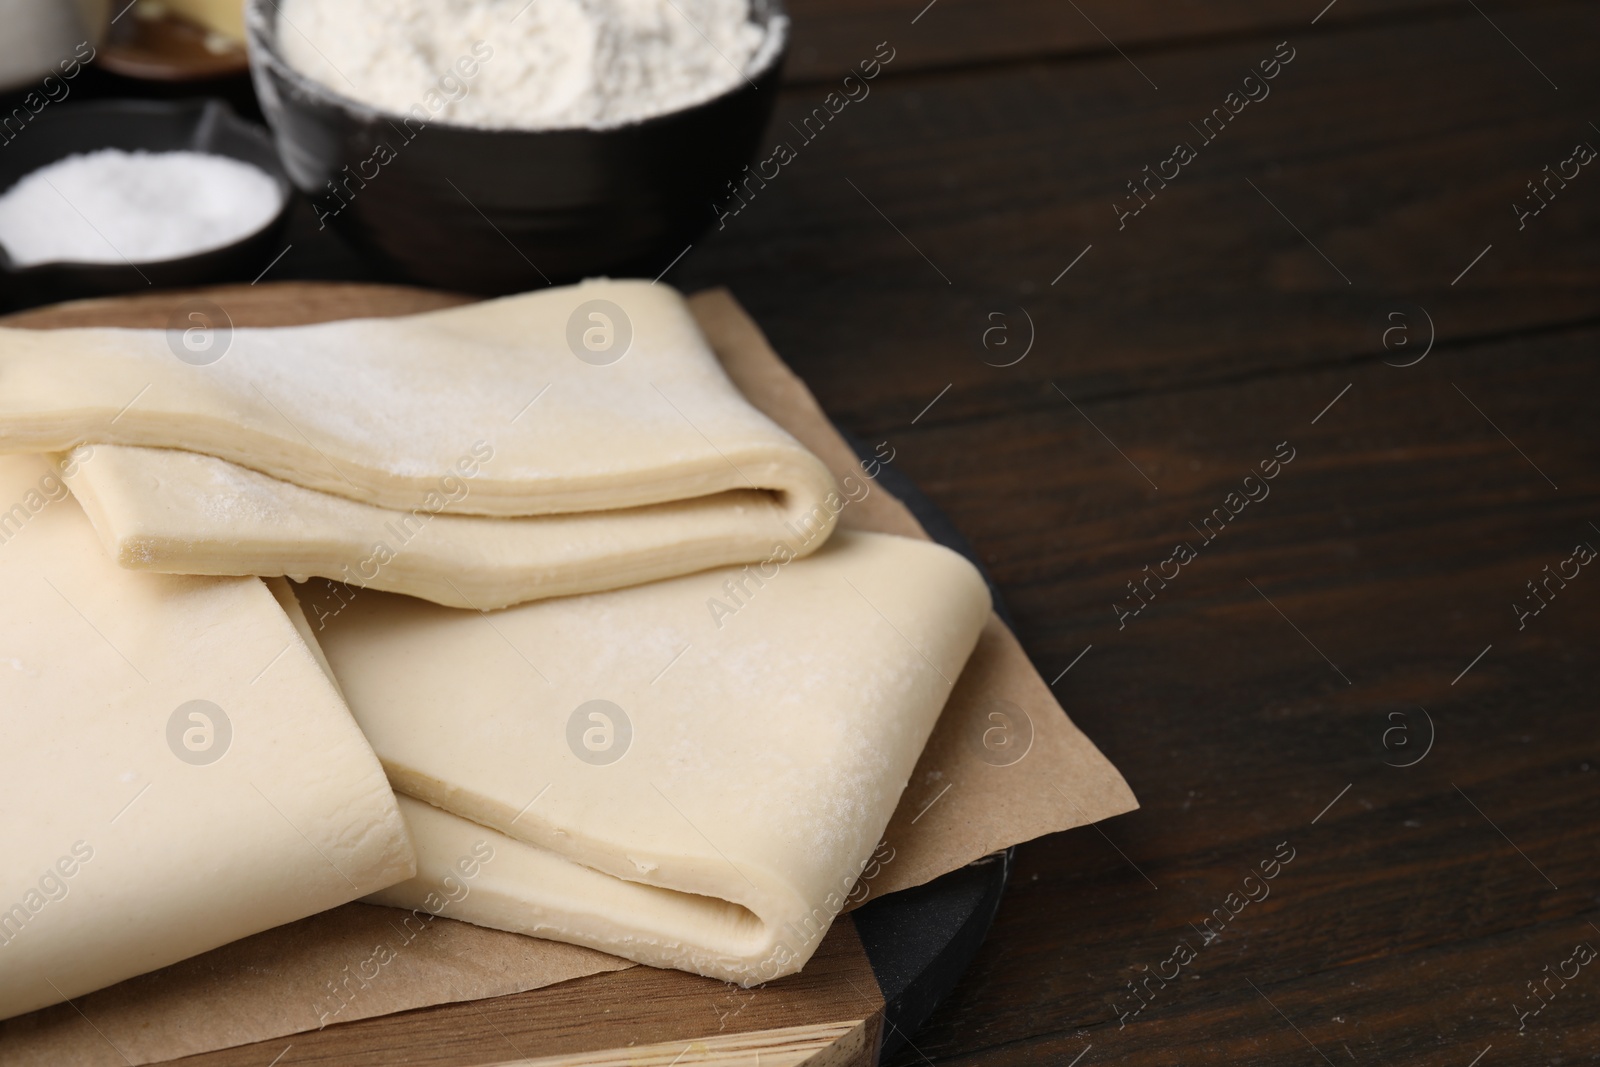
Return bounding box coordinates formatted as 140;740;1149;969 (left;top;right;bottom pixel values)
273;0;780;130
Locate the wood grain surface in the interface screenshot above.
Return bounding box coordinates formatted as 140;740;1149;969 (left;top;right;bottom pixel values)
7;0;1597;1063
777;0;1571;82
159;919;879;1067
711;3;1600;1063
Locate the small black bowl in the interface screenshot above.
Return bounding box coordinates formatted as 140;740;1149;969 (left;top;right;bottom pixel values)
245;0;787;293
0;99;293;310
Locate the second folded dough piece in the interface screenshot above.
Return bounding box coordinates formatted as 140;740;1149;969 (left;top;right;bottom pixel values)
314;530;991;984
61;445;830;610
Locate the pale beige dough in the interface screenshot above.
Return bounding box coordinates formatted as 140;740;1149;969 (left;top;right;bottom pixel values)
314;530;991;984
368;796;769;973
60;444;827;610
0;455;415;1022
0;280;838;520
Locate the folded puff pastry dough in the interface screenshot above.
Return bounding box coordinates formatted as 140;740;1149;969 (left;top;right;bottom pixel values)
1;281;840;606
59;445;816;611
311;530;991;984
0;455;414;1022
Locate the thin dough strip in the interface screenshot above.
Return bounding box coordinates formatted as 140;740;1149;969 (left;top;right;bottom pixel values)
60;444;836;610
368;796;778;979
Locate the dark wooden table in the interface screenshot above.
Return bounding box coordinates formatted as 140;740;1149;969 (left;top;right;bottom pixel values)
19;2;1599;1063
692;4;1600;1063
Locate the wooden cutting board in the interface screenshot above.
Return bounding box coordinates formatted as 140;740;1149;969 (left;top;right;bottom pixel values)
2;283;889;1067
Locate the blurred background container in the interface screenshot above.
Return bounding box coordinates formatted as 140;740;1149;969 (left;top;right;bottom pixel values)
0;0;109;93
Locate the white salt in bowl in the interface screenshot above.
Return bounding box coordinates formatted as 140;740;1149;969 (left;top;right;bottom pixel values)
0;99;294;310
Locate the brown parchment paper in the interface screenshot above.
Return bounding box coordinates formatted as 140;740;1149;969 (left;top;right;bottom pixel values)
692;289;1139;903
0;287;1135;1066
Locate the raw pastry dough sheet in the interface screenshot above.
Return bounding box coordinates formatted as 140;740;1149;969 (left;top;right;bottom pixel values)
0;280;836;519
0;286;1135;1066
0;455;414;1023
329;529;992;984
62;443;805;610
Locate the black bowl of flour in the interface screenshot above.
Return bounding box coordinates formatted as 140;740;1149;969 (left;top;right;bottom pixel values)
244;0;786;294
